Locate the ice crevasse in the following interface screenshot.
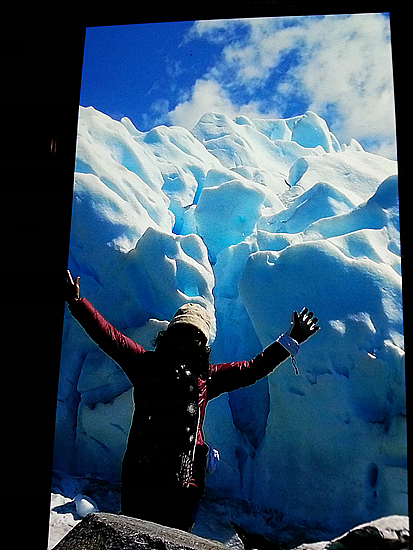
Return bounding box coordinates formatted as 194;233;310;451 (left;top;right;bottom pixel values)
54;106;404;535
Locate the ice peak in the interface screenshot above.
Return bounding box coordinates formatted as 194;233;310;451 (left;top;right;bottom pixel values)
55;106;404;535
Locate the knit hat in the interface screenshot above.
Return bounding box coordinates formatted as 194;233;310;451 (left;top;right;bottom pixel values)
168;303;211;342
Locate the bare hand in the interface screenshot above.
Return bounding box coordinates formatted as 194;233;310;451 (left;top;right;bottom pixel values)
289;307;320;344
66;269;80;304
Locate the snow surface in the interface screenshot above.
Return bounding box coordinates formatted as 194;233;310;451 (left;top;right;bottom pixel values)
51;106;404;545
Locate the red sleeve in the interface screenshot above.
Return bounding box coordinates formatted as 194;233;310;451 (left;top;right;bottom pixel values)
207;341;290;400
68;297;147;382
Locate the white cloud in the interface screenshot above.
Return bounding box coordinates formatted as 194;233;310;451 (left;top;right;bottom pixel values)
185;17;249;43
167;78;265;129
288;14;396;148
181;14;397;158
168;79;235;128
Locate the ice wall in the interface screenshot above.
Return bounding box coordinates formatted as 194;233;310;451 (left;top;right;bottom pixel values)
55;106;404;534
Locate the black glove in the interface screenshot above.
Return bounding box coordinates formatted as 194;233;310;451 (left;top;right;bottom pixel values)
289;307;320;344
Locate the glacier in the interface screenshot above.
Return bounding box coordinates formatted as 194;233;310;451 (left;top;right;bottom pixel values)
54;106;404;537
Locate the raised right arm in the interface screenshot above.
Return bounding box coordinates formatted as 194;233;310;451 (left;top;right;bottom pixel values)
66;270;146;380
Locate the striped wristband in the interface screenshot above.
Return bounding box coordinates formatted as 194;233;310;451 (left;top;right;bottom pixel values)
276;333;300;356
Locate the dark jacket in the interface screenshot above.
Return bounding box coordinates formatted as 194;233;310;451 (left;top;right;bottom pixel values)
69;298;289;495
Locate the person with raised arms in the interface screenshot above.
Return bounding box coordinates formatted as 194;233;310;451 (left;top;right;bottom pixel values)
65;269;320;532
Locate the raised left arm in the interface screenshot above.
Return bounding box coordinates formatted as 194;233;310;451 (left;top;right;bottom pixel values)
207;341;290;400
207;307;320;400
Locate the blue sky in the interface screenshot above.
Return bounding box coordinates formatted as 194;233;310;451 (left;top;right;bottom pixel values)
80;13;396;159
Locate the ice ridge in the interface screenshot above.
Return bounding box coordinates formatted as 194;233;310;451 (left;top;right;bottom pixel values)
54;106;403;535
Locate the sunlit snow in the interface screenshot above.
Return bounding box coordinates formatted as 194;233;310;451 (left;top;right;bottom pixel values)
50;106;403;547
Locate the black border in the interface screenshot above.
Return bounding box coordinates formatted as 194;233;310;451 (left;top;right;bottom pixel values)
4;3;405;547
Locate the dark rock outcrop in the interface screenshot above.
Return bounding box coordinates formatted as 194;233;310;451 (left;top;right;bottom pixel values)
53;512;229;550
53;513;409;550
327;515;409;550
231;516;409;550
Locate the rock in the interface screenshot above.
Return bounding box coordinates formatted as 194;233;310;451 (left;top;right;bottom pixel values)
228;516;409;550
294;516;409;550
53;512;229;550
329;515;409;550
52;513;409;550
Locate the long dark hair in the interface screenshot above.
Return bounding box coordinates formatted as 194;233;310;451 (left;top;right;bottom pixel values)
153;330;211;378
